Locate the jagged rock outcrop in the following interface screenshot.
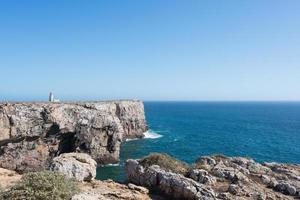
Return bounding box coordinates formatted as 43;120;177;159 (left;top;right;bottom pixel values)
49;153;97;181
126;159;216;200
0;100;147;172
126;154;300;200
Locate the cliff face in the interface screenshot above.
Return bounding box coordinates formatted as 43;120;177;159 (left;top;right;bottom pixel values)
0;100;147;173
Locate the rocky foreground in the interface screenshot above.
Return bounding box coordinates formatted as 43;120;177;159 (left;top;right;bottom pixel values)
126;154;300;200
0;100;147;172
0;152;299;199
0;167;153;200
0;153;156;200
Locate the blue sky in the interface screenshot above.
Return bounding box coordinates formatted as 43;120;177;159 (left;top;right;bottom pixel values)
0;0;300;101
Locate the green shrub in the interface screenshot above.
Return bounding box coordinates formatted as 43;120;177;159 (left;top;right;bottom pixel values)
0;171;78;200
140;153;189;175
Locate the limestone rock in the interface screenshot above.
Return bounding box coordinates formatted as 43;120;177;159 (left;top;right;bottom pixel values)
49;153;97;181
189;169;216;185
126;154;299;200
0;101;147;172
212;161;249;183
227;184;239;195
274;181;297;196
71;193;102;200
195;156;216;167
125;159;216;200
72;179;152;200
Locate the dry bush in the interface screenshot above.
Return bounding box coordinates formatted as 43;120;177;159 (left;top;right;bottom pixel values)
140;153;189;175
0;171;78;200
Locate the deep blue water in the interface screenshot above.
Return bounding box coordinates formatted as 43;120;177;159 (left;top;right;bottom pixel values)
97;102;300;182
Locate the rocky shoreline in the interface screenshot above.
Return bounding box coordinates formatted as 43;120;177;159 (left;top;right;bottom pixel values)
126;154;300;199
0;152;299;199
0;100;147;172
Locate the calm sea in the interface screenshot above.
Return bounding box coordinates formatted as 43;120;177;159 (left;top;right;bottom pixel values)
97;102;300;182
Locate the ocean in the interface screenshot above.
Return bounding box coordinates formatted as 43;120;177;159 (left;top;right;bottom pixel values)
97;102;300;182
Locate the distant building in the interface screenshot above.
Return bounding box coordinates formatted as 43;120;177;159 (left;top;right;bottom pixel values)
49;92;54;102
49;92;60;102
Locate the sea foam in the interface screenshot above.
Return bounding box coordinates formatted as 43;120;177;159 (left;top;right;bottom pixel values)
101;163;120;167
143;130;163;139
125;138;139;142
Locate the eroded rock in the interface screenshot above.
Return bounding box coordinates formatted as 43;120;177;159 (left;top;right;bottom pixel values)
189;169;216;185
0;101;147;172
49;153;97;181
126;154;299;200
126;159;216;200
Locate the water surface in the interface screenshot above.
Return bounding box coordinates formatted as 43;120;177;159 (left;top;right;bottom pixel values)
98;102;300;182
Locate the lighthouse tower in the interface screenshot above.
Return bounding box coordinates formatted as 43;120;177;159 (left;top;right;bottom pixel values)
49;92;54;102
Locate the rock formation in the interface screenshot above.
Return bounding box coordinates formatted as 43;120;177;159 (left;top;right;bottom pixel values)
49;153;97;182
126;159;216;200
126;154;300;200
0;100;147;172
72;180;152;200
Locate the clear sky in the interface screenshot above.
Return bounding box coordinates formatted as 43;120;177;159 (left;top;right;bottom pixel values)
0;0;300;101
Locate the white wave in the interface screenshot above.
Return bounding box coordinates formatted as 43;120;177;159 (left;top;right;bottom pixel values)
125;138;139;142
102;163;120;167
143;130;163;139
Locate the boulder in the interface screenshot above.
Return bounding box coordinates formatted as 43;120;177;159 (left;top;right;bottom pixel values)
274;181;297;196
228;184;239;195
49;153;97;181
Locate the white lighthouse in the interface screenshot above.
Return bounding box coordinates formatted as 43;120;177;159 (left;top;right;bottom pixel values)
49;92;54;102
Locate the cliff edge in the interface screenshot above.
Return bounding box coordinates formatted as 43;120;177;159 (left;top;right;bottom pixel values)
0;100;147;172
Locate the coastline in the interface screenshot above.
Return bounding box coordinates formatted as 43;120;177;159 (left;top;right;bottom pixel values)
0;100;147;172
0;101;299;199
1;153;299;199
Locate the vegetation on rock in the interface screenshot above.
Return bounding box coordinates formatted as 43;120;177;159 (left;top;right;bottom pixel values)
0;171;78;200
140;153;189;175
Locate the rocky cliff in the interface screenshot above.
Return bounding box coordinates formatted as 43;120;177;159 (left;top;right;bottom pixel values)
126;154;300;199
0;100;147;172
